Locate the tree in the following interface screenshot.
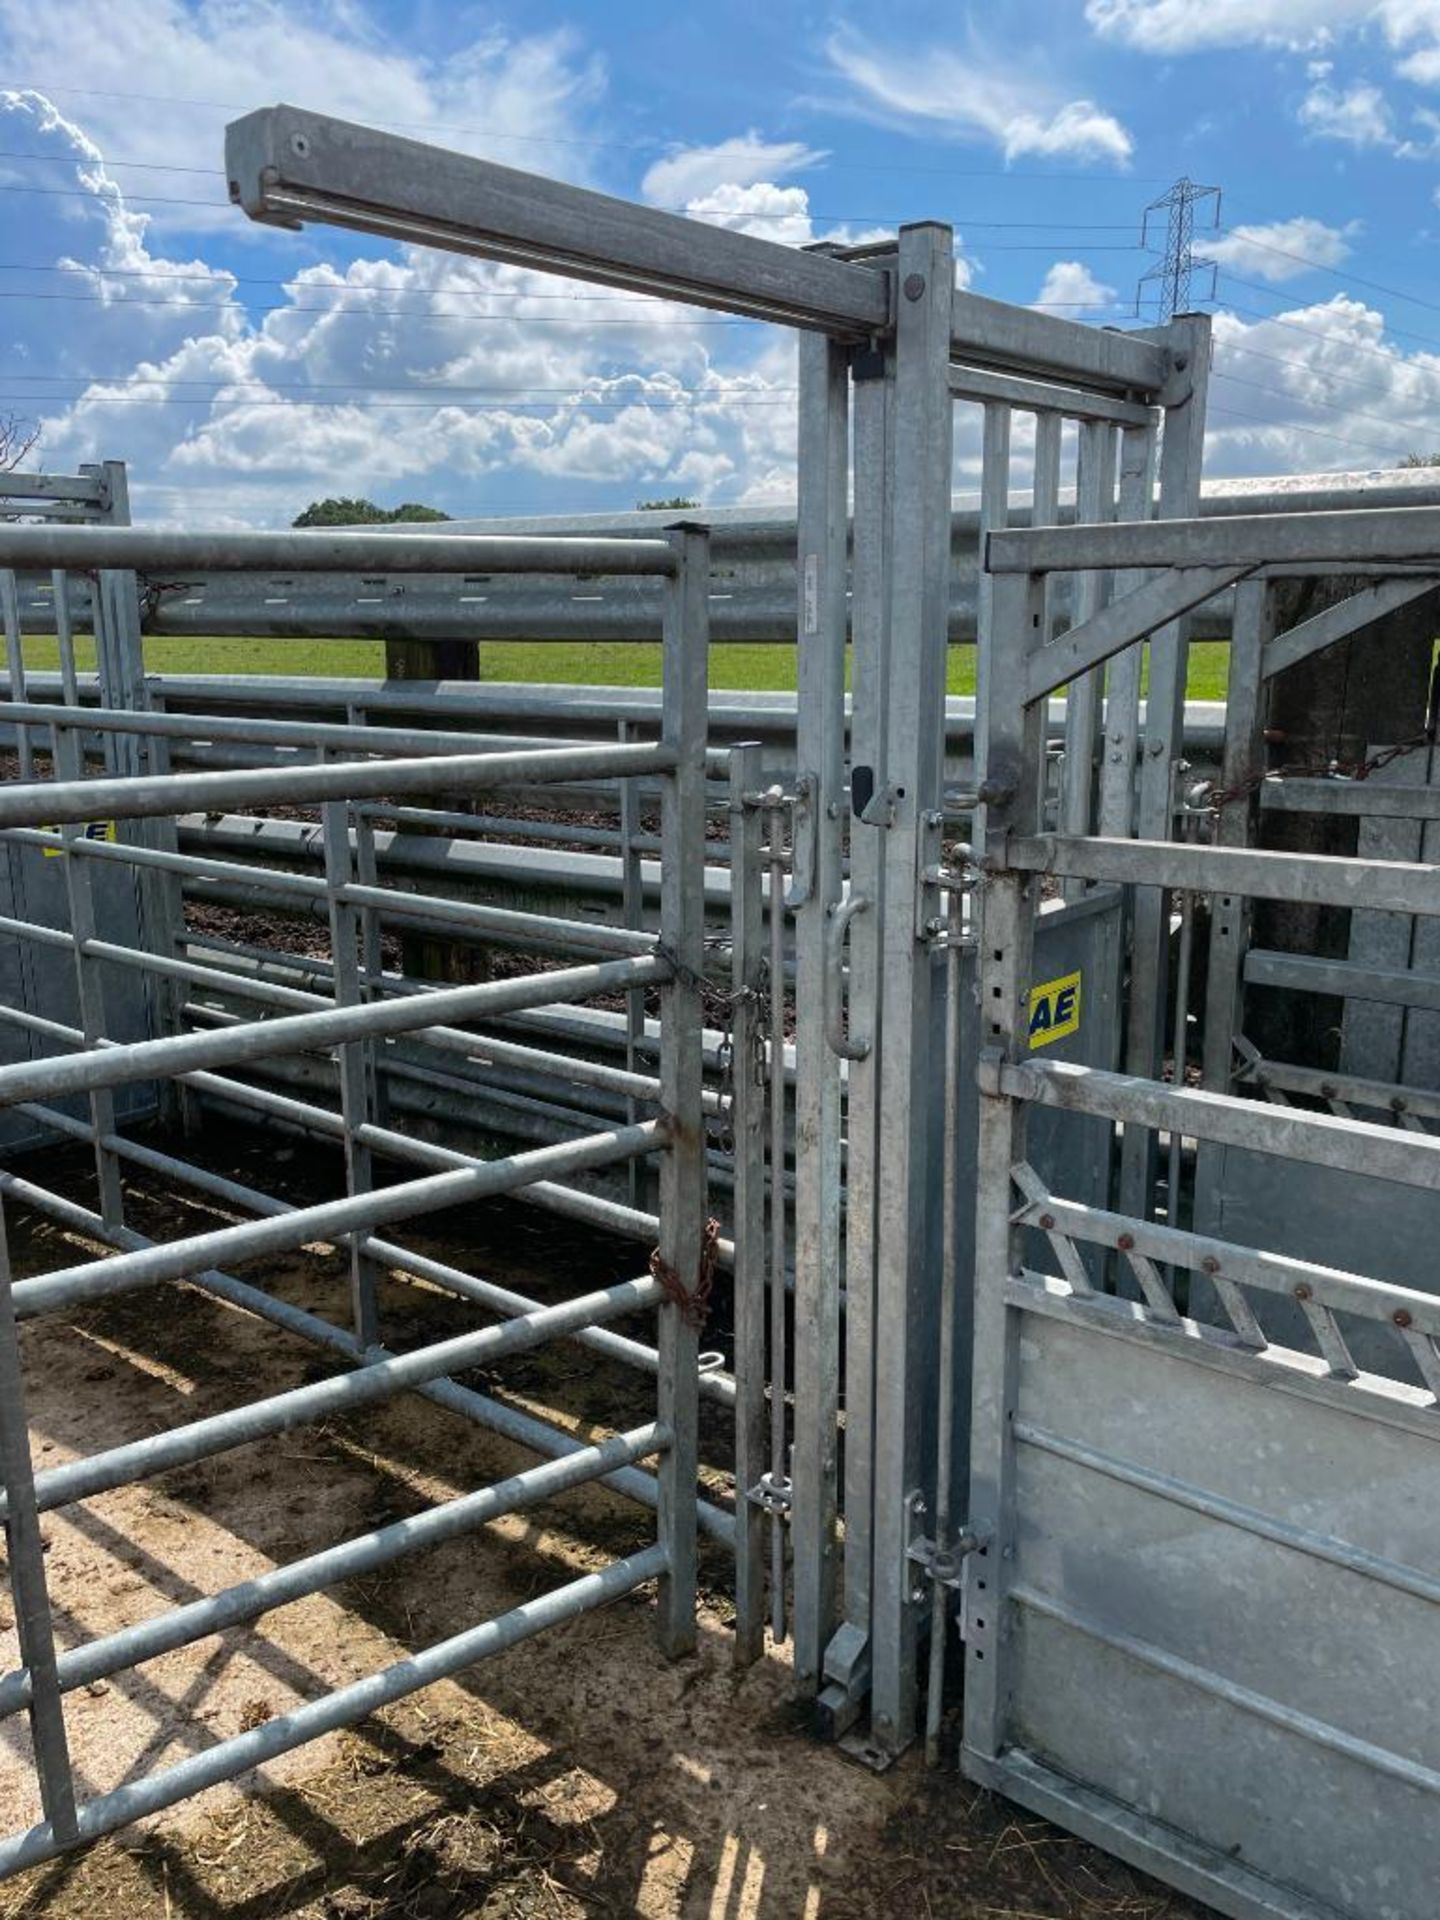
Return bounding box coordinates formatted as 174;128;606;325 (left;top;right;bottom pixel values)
0;412;40;472
1400;453;1440;467
292;496;451;527
635;495;699;511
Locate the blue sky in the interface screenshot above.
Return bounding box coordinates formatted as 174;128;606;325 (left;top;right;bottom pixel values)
5;0;1440;524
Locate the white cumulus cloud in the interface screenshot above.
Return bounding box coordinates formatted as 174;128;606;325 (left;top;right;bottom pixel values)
641;135;825;205
1298;76;1397;141
1195;215;1357;280
1035;261;1120;310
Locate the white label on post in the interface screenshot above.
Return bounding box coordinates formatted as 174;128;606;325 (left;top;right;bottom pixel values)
803;552;819;636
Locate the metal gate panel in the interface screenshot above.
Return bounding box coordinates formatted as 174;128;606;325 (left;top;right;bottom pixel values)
969;514;1440;1920
971;1296;1440;1920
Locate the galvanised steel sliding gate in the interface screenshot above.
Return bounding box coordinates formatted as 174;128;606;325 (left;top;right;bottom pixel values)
967;504;1440;1920
0;520;711;1874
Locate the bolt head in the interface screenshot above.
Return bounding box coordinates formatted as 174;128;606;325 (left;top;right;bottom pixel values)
1294;1283;1313;1301
1117;1232;1135;1252
290;132;311;158
903;272;927;301
1395;1309;1414;1329
1201;1255;1221;1274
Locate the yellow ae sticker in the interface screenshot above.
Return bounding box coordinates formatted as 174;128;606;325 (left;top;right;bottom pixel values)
41;820;117;856
1028;969;1082;1049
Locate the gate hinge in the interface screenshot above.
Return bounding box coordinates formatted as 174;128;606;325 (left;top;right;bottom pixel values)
906;1497;986;1594
745;1471;792;1517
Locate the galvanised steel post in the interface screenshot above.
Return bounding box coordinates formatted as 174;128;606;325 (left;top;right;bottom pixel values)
654;523;710;1659
825;314;892;1731
728;742;769;1664
323;797;382;1348
963;564;1046;1772
1096;418;1161;839
867;223;955;1756
1117;313;1211;1225
789;331;850;1698
0;1200;78;1843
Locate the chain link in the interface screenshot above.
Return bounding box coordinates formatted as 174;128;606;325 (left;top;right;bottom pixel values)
653;936;769;1155
649;1215;721;1329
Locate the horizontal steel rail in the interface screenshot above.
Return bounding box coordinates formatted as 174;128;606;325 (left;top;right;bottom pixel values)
1004;832;1440;916
13;1120;665;1318
989;502;1440;574
1240;1053;1440;1122
8;1271;664;1518
0;524;678;576
948;362;1156;429
226;104;891;335
951;286;1169;394
1260;777;1440;821
0;1171;735;1544
0;1543;669;1879
0;953;668;1105
0;1422;666;1716
0;739;678;830
996;1058;1440;1191
1244;949;1440;1014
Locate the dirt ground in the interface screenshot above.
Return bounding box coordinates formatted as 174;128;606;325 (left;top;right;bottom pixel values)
0;1134;1211;1920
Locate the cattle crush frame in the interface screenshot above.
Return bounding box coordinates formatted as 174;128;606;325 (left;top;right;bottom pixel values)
0;102;1434;1920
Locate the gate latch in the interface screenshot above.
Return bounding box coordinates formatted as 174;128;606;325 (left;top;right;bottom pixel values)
906;1494;986;1595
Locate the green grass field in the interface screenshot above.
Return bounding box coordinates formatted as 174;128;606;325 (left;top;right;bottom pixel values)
18;633;1232;699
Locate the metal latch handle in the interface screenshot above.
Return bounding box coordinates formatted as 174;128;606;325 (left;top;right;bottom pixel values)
825;892;871;1061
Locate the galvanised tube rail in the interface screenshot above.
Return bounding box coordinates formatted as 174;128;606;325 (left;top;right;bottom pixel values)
0;1170;736;1544
1005;832;1440;918
11;1272;664;1518
0;1422;666;1717
12;1073;737;1408
0;525;679;576
13;1120;665;1318
0;835;663;961
0;953;669;1106
995;1059;1440;1192
0;696;605;763
986;503;1440;574
0;739;679;830
0;1543;670;1879
0;918;672;1095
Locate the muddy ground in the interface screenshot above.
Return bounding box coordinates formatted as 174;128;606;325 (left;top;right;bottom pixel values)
0;1133;1210;1919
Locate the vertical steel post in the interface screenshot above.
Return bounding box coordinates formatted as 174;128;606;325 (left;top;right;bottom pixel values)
767;806;790;1645
1118;315;1211;1223
1194;578;1274;1231
1097;419;1160;840
1058;418;1118;875
867;223;955;1756
619;716;647;1213
50;571;81;709
788;332;850;1698
654;523;709;1659
0;1200;78;1843
963;566;1046;1771
1030;411;1063;820
51;724;126;1227
826;329;893;1723
973;404;1013;790
0;571;33;781
728;742;768;1665
323;799;382;1349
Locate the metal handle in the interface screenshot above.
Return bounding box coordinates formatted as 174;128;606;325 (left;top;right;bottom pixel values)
825;892;871;1061
785;771;817;909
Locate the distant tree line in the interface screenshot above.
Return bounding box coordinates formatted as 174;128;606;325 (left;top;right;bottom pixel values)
292;497;451;527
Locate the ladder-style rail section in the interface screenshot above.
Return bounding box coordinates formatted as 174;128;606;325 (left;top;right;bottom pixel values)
987;501;1440;573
